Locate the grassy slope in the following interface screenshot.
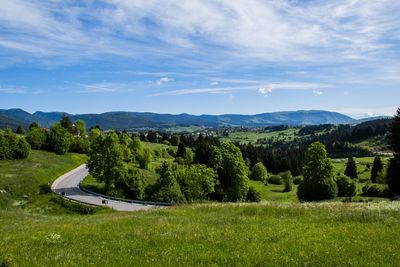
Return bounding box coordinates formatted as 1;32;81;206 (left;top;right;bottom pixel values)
1;202;400;266
0;150;88;212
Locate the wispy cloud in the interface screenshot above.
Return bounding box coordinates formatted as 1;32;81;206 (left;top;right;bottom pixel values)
76;82;129;93
335;107;397;119
0;86;25;94
156;77;174;86
1;0;399;67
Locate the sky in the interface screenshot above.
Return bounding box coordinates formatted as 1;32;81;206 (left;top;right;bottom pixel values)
0;0;400;119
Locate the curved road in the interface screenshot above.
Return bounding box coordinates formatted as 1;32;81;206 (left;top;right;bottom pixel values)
51;164;156;211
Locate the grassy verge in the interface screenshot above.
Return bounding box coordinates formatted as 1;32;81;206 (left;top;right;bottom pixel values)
0;150;89;213
1;202;399;266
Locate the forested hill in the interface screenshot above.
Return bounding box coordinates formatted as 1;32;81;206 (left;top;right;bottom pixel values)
0;112;29;132
1;109;355;130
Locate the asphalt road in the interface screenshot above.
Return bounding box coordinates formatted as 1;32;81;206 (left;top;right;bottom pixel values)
51;164;156;211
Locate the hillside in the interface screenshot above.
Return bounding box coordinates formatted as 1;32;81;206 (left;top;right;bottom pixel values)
0;108;52;127
0;112;29;131
1;108;355;129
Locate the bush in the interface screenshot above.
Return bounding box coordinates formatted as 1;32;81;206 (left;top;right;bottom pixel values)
114;166;147;200
69;137;90;154
362;183;389;198
26;127;47;149
246;186;261;202
293;176;303;185
250;162;268;183
0;129;31;160
281;171;292;192
336;176;357;197
268;175;283;185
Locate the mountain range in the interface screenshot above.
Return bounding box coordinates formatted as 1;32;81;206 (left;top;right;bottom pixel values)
0;108;379;131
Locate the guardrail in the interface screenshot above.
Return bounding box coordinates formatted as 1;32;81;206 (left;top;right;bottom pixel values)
78;181;176;206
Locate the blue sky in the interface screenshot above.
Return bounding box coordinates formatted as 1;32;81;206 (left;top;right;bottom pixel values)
1;0;399;118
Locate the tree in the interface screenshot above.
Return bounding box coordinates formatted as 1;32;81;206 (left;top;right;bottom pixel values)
281;171;293;192
114;165;147;200
47;123;73;155
26;127;47;149
387;108;400;196
246;186;261;202
60;113;73;133
0;129;30;160
371;156;383;183
297;142;337;202
88;128;101;143
174;164;218;202
336;176;356;197
217;143;249;202
250;162;268;183
16;126;25;135
74;120;86;137
87;131;124;193
29;122;39;131
176;142;186;158
149;162;185;203
344;157;358;179
170;134;180;146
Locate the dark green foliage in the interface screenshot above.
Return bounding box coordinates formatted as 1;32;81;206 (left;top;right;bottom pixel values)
47;123;73;155
16;126;25;135
170;134;180;146
297;142;337;202
216;143;249;202
29;122;39;131
344;157;358;179
268;175;283;185
138;148;152;169
74;120;86;137
370;156;383;183
336;176;357;197
60;113;73;133
0;129;30;160
281;171;293;192
362;183;389;198
293;175;303;185
250;162;268;183
114;165;147;200
387;108;400;197
149;162;185;203
174;164;218;202
26;127;47;149
246;186;261;202
387;157;400;197
69;137;90;154
176;142;186;158
87;131;124;193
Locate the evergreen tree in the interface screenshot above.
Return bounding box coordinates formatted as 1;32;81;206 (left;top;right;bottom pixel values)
344;157;358;179
16;126;25;135
371;156;383;183
387;108;400;197
60;113;73;133
176;142;186;158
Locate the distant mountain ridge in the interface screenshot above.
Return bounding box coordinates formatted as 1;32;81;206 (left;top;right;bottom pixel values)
1;108;356;130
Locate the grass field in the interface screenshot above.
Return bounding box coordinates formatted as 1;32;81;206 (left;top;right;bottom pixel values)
0;150;88;212
217;128;300;144
1;202;400;266
332;156;390;182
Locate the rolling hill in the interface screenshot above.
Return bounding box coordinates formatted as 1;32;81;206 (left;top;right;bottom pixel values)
1;108;355;130
0;112;29;132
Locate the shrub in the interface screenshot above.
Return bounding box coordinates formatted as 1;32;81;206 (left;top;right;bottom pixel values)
250;162;268;183
268;175;283;185
281;171;293;192
336;176;357;197
26;127;47;149
246;186;261;202
362;183;389;198
0;129;31;160
293;175;303;185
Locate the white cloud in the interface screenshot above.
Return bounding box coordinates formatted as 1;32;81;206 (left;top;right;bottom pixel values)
1;0;399;66
335;107;397;119
313;90;323;96
258;87;266;94
76;82;128;93
210;81;219;86
0;86;25;94
156;77;174;85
